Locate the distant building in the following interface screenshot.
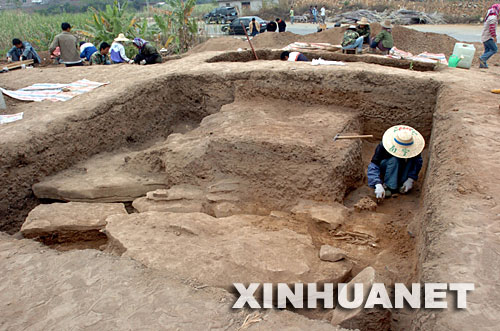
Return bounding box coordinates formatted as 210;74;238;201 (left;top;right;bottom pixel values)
217;0;278;13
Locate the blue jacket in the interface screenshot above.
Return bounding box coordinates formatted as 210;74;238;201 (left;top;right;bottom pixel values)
80;43;98;61
367;142;423;187
7;42;41;63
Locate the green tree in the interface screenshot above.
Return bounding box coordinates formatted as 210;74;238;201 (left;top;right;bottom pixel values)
80;0;138;45
153;0;198;54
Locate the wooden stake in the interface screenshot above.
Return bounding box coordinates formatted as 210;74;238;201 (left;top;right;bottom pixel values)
4;59;34;70
241;22;258;60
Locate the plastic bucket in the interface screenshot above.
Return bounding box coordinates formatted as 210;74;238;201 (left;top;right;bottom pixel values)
448;55;460;68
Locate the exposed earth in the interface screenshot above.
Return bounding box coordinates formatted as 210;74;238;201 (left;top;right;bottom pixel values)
0;25;500;330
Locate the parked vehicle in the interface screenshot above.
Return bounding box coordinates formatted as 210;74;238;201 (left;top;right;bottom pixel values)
227;16;267;35
203;7;238;24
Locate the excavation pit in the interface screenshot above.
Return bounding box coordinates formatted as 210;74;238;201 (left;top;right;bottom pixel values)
0;63;444;330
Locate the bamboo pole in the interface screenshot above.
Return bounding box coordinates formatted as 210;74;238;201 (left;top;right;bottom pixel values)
241;22;258;60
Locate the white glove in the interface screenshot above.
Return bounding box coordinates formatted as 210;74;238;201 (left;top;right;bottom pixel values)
400;178;414;194
128;59;135;64
7;57;12;63
374;183;385;199
140;60;146;65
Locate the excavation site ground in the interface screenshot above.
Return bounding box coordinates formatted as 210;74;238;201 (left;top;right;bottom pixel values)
1;39;500;330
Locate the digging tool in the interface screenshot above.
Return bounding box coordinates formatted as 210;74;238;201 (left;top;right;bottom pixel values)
241;22;258;60
333;134;373;142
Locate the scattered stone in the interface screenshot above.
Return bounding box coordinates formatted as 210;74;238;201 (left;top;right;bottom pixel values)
21;202;126;244
354;197;378;212
212;202;242;217
206;192;240;202
330;266;391;330
319;245;347;262
292;200;349;230
105;212;352;290
132;197;204;213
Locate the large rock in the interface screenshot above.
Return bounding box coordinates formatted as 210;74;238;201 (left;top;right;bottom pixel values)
105;212;352;290
319;245;347;262
21;202;126;244
292;200;350;230
330;266;391;330
126;100;363;211
32;152;167;202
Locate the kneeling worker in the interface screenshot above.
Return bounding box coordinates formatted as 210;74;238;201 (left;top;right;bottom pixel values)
368;125;424;199
280;51;309;61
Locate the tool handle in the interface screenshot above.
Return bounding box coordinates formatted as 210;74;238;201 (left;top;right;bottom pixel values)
336;135;373;139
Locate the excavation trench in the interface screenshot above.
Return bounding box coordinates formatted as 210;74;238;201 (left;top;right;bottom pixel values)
2;69;440;330
206;49;438;72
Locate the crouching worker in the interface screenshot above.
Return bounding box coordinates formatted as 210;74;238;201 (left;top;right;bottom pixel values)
342;25;364;53
132;38;162;65
90;42;111;65
367;125;424;199
280;51;309;61
7;38;41;64
370;20;394;54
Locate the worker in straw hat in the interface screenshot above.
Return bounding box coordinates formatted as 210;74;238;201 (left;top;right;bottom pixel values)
341;25;364;53
110;33;134;64
369;20;394;54
367;125;424;199
356;17;371;45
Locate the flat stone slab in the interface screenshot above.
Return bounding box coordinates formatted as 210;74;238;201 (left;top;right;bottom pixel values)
21;202;127;243
105;212;352;290
0;233;344;330
132;197;205;213
32;152;167;202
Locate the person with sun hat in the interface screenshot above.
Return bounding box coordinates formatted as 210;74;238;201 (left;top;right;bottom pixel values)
367;125;425;199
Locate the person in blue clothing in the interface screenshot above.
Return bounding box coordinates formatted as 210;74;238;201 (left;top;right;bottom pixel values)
367;125;425;199
79;41;98;62
7;39;41;64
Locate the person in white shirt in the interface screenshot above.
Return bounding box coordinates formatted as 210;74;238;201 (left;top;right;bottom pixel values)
320;6;326;24
110;33;134;64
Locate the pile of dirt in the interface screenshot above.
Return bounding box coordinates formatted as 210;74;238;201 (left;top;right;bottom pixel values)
252;31;302;48
188;36;248;53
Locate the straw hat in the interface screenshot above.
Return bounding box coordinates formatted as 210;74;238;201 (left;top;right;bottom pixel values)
114;33;129;42
382;125;425;159
380;20;393;29
357;17;370;25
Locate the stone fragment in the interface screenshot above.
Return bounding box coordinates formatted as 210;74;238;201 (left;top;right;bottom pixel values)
292;200;349;230
319;245;347;262
105;212;352;290
330;266;391;330
353;197;378;212
21;202;126;244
